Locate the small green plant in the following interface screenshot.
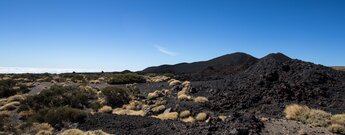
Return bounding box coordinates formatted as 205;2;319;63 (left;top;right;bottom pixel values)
107;74;146;84
101;86;130;107
24;85;95;110
0;80;29;98
60;74;86;83
28;107;87;128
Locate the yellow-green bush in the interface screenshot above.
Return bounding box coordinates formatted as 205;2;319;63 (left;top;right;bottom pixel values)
179;110;191;118
195;113;208;121
151;105;166;113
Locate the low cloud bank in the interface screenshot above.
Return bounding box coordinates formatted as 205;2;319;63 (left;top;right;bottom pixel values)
0;67;81;74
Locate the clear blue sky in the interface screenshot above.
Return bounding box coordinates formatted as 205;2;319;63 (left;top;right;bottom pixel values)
0;0;344;72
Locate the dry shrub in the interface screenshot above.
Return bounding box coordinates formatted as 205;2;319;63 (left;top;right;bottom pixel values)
147;90;162;100
193;97;209;103
154;100;167;106
331;114;345;125
169;80;181;87
85;130;110;135
327;124;345;134
0;111;11;117
181;81;190;87
32;123;54;134
61;129;84;135
98;106;112;113
151;105;166;113
196;113;208;121
179;110;191;118
112;108;145;116
181;116;195;123
7;94;26;102
284;104;345;134
284;104;331;127
89;80;100;84
18;109;33;119
124;104;136;110
0;99;7;106
141;104;150;111
177;94;191;100
218;115;227;122
284;104;310;120
303;109;331;127
146;76;170;83
181;86;190;93
36;130;53;135
177;91;186;96
82;86;98;95
60;129;110;135
153;112;178;120
0;101;20;111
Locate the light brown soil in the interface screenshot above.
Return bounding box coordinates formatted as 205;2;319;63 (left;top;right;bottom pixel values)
262;118;335;135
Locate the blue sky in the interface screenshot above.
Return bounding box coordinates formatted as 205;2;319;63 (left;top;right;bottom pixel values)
0;0;345;73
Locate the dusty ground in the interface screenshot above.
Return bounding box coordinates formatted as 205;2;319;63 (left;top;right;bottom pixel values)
262;119;335;135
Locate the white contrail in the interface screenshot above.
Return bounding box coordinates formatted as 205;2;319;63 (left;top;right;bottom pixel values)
154;45;177;56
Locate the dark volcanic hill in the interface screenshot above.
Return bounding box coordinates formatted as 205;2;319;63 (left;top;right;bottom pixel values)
143;52;259;80
189;53;345;117
143;52;345;116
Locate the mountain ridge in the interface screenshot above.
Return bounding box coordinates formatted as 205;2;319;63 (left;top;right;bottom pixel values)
142;52;292;79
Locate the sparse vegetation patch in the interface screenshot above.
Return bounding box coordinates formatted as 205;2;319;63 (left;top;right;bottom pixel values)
107;74;146;85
